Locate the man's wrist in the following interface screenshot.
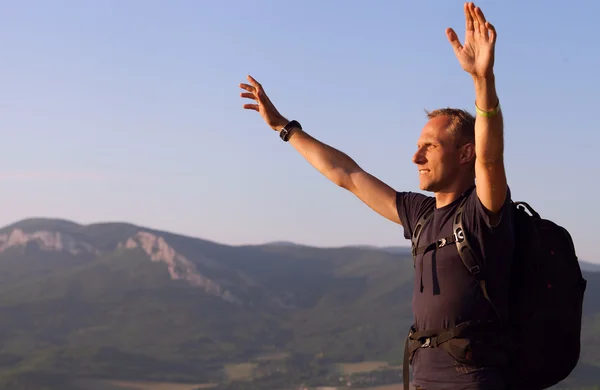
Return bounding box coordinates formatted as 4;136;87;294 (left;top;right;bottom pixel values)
272;117;290;131
472;73;495;87
278;119;303;142
473;73;498;112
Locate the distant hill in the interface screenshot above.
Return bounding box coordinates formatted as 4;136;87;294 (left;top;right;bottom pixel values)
268;242;600;272
580;261;600;272
0;218;597;389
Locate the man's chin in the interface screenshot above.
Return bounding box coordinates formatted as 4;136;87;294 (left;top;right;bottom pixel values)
419;180;436;193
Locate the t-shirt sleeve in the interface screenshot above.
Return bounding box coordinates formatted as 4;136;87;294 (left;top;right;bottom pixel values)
462;185;515;272
471;185;513;230
396;191;435;241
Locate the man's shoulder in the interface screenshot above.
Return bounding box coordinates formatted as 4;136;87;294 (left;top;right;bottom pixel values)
395;191;436;240
460;185;515;276
464;185;514;230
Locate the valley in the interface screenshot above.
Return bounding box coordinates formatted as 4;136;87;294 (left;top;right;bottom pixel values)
0;218;598;389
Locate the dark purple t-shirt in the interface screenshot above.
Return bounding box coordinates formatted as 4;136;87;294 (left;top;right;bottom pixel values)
396;186;514;390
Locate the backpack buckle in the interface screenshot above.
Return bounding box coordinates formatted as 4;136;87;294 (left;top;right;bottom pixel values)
453;228;465;243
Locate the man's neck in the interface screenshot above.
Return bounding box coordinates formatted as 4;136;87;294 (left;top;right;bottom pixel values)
434;181;475;209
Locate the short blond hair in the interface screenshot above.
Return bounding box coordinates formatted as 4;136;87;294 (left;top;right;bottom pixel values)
425;108;475;146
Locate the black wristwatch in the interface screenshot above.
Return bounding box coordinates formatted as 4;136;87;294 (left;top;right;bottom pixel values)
279;120;302;142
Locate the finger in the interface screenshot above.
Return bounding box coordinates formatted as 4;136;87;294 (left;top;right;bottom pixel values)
474;6;489;38
240;92;257;100
446;28;463;53
255;88;265;100
242;103;259;111
239;83;255;93
474;5;487;24
247;75;262;90
464;2;474;32
486;21;497;44
469;3;480;33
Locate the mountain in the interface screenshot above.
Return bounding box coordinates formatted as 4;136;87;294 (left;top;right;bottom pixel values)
580;261;600;273
0;218;597;390
377;245;600;272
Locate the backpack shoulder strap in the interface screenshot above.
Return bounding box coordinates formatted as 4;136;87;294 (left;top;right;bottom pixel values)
453;195;502;321
453;196;480;276
411;203;435;266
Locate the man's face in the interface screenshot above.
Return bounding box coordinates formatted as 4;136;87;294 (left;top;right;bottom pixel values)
412;115;462;192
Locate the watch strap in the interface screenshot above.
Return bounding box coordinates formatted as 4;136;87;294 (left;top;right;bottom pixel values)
279;120;302;142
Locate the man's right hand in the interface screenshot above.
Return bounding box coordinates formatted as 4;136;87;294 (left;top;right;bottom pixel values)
240;75;289;131
238;75;401;226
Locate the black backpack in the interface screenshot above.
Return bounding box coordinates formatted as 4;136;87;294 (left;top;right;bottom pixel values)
403;194;587;390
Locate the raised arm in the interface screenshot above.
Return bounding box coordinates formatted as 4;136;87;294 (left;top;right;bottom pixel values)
239;75;401;225
447;2;507;216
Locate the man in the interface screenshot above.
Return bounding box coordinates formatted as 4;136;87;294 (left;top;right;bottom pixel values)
239;3;513;389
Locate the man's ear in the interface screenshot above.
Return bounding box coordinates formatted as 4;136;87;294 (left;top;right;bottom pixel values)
460;143;476;165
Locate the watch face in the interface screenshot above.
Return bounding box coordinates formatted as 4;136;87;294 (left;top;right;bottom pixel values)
280;129;289;141
280;120;300;142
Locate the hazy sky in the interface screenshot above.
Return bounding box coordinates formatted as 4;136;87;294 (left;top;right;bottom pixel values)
1;0;598;264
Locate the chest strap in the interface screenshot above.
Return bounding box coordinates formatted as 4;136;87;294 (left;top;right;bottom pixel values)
402;320;508;390
412;232;459;257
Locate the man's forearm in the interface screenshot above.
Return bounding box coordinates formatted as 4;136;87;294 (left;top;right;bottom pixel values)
286;128;360;189
474;75;504;165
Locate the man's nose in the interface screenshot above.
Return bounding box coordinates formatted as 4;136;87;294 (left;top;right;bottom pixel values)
413;149;426;164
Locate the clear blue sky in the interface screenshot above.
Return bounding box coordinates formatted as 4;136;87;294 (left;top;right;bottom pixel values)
1;0;598;264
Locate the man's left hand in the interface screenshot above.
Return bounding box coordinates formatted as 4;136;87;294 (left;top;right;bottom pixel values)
446;2;497;79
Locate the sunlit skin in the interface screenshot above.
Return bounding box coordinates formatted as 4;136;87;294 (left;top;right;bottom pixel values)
412;116;476;207
239;1;505;226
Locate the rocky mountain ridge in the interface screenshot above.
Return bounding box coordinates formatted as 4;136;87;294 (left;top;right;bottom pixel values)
0;228;98;256
0;222;242;304
119;231;240;304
